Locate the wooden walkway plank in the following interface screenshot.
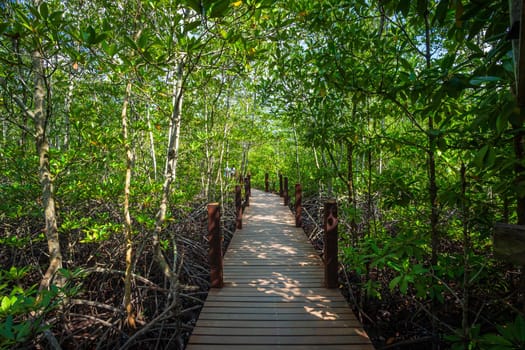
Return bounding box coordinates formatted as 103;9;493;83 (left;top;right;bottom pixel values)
186;189;374;350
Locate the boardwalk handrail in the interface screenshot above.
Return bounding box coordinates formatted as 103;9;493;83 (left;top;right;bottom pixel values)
207;174;339;290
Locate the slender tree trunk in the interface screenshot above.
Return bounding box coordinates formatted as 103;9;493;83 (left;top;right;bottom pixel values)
63;75;74;150
32;48;63;292
2;118;6;145
514;127;525;224
346;141;357;244
293;122;301;183
367;145;373;237
509;0;525;313
146;105;157;180
240;143;249;178
460;164;470;349
204;101;213;200
509;0;525;224
321;150;333;195
14;33;30;148
121;81;135;327
503;194;510;223
153;60;184;292
423;9;440;350
424;13;439;268
313;145;322;194
216;121;230;205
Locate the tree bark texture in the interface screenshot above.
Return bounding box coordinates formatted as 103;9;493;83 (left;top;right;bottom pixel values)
121;81;135;327
33;49;63;292
153;61;185;289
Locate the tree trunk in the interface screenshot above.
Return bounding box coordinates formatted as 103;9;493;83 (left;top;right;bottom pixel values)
153;60;184;292
121;81;135;327
216;120;231;205
346;141;358;244
33;49;63;292
423;8;440;350
514;128;525;224
146;105;157;180
2;118;6;145
63;75;74;150
204;101;213;201
508;0;525;225
293;122;301;183
424;17;439;268
460;164;471;349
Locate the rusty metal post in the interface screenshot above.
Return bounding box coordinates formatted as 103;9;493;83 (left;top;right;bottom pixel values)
207;203;223;288
295;183;302;227
265;173;269;192
235;185;242;230
284;177;289;206
244;177;250;207
324;200;338;289
279;173;283;197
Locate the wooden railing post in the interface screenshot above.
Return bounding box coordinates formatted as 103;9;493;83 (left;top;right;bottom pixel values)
265;173;269;192
247;174;251;197
284;177;289;206
244;177;250;207
295;183;302;227
279;173;283;197
235;185;242;229
324;199;338;289
208;203;223;288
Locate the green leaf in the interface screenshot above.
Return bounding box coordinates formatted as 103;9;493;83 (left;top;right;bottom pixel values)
397;0;410;17
49;11;64;27
389;275;402;290
102;42;118;57
137;30;150;49
445;76;466;98
399;57;412;71
481;333;513;347
208;0;231;18
399;276;408;294
14;321;31;341
469;76;502;86
38;2;49;19
184;20;201;33
416;0;428;17
123;35;138;51
0;23;9;35
496;113;509;134
515;315;525;341
2;315;15;340
412;264;428;275
93;33;108;45
184;0;202;13
474;144;488;168
1;296;12;312
81;26;96;44
465;40;483;55
440;53;455;70
433;0;449;25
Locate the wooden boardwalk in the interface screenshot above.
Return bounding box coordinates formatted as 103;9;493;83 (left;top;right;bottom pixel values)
186;189;374;350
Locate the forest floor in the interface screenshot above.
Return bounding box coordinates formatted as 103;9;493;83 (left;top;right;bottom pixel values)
298;195;523;350
1;197;237;349
1;192;522;349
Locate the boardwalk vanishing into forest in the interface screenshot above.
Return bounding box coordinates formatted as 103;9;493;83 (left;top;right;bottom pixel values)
186;189;374;350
